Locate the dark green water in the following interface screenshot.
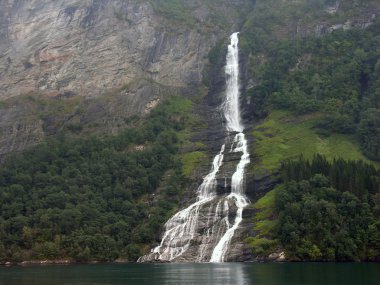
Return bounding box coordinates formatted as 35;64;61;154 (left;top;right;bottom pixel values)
0;263;379;285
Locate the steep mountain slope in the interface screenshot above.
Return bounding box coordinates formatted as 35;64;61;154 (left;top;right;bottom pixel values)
0;0;252;157
0;0;380;263
0;0;256;263
0;0;248;98
239;0;380;261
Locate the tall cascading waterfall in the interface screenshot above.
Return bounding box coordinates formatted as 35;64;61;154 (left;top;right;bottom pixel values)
209;32;250;262
138;32;249;263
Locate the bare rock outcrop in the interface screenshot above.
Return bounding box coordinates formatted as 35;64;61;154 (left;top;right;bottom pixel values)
0;0;250;99
0;0;253;156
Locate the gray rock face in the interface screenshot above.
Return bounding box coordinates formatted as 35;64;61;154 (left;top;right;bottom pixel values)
0;0;254;157
0;0;201;98
0;103;45;158
0;0;252;99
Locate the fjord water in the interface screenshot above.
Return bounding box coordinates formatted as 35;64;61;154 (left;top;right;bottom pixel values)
1;263;380;285
140;32;250;263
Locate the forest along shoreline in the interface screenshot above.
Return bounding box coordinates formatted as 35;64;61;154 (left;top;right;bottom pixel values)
0;259;135;266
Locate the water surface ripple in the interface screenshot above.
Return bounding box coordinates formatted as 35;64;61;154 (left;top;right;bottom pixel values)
1;263;379;285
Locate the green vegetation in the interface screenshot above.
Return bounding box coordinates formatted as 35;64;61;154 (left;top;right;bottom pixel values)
252;187;278;220
252;110;375;174
208;40;226;65
276;156;380;261
181;151;207;177
241;0;380;53
148;0;194;25
146;0;253;32
243;0;380;261
282;154;380;200
245;186;280;256
1;0;379;264
3;94;83;136
0;96;192;262
248;156;380;261
245;19;380;160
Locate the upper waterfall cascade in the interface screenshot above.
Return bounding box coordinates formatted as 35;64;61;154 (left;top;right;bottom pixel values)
138;32;250;263
210;32;250;262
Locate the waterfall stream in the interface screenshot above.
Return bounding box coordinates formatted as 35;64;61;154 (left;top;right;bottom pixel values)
210;32;250;262
138;144;226;262
139;32;250;263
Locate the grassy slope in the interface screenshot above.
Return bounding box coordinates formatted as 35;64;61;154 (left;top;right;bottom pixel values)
242;0;380;250
252;110;375;175
245;185;280;256
170;96;209;179
247;109;379;254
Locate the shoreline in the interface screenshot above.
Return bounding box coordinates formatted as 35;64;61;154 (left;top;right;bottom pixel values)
1;260;76;266
0;259;131;266
1;259;379;267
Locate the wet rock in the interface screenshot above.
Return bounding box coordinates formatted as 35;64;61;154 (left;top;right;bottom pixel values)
268;251;286;262
245;172;280;201
216;177;231;195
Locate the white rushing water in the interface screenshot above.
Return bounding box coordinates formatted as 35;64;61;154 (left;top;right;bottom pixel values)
223;33;243;133
138;144;226;262
210;32;250;262
139;32;249;263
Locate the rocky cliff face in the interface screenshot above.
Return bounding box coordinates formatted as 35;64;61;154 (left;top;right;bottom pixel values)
0;0;251;99
0;0;192;97
0;0;253;157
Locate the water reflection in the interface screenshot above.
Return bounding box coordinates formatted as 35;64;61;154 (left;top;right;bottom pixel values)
160;263;248;285
242;262;380;285
0;262;380;285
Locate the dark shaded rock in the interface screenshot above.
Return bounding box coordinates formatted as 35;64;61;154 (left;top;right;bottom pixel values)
242;207;255;219
216;177;231;195
245;172;281;201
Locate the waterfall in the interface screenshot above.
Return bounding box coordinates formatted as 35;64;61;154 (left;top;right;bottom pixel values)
210;32;250;262
209;134;250;262
139;32;249;263
138;145;226;262
223;33;243;133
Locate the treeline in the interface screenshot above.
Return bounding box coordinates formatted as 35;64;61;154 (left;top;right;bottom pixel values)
0;97;190;262
281;154;380;198
276;156;380;261
243;19;380;160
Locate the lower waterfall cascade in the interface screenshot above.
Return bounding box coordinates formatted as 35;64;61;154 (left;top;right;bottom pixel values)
138;32;250;263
